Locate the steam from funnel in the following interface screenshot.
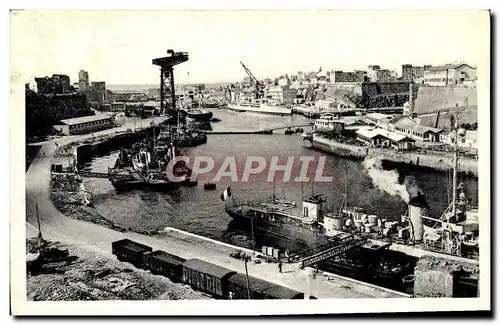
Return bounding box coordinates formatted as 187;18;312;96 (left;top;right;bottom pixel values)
362;157;421;204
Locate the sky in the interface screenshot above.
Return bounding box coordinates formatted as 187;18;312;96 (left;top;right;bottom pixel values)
11;10;489;85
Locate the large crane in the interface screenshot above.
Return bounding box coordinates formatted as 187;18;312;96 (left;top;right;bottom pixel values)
153;49;189;115
240;61;265;99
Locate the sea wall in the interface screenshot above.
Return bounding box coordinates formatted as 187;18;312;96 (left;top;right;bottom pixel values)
311;136;478;177
413;85;477;114
417;106;478;129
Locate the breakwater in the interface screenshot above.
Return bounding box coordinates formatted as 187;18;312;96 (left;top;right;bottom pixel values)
311;136;478;177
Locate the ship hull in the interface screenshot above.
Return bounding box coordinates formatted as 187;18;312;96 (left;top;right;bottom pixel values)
225;209;329;247
186;111;213;122
227;103;292;116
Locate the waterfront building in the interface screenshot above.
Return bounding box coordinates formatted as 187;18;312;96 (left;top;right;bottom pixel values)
389;116;443;142
53;114;114;135
331;70;366;83
423;63;476;86
443;129;478;149
355;128;415;150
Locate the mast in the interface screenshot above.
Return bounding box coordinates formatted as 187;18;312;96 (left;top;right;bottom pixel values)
451;114;459;220
244;255;251;300
301;181;304;200
344;166;348;212
35;203;42;252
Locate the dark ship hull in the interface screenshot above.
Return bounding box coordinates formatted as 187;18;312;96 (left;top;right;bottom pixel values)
225;208;329;247
186;110;213;122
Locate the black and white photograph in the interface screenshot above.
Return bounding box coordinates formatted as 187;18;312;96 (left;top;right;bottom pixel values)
9;9;491;316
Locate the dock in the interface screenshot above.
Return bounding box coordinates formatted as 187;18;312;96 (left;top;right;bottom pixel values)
123;227;409;299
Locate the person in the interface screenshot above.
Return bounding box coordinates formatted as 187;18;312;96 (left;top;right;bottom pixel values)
278;261;282;273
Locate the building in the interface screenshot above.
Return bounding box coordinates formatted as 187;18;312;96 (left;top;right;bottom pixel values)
314;100;336;111
35;74;71;95
78;70;89;91
443;129;478;149
363;113;395;129
402;64;427;81
315;116;369;133
356;128;415;150
53;114;114;135
390;116;443;142
331;70;366;83
423;63;476;86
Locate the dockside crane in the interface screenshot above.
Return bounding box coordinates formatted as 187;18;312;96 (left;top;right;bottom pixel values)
240;61;265;99
153;49;189;115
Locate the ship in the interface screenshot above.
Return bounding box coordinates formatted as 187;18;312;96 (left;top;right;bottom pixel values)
185;108;213;122
226;61;293;116
227;101;292;116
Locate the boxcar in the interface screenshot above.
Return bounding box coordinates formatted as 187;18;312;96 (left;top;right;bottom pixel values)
227;273;304;300
181;259;236;298
144;250;185;282
111;239;152;268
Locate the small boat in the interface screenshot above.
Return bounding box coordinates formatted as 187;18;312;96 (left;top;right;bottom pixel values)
284;127;294;135
210;117;221;122
204;182;216;190
294;127;304;133
186;109;213;122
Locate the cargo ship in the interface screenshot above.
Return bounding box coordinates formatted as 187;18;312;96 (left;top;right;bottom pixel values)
227;101;292;116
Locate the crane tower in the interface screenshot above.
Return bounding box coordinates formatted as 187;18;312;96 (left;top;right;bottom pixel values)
153;49;189;115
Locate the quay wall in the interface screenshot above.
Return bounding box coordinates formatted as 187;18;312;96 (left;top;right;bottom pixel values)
311;136;478;177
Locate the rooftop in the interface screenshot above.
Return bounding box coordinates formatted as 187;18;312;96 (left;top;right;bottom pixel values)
58;114;113;126
425;63;474;71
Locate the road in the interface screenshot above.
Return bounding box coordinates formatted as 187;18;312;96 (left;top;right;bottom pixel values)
23;115;406;301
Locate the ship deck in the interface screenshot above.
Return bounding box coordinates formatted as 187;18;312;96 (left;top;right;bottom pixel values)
249;200;315;223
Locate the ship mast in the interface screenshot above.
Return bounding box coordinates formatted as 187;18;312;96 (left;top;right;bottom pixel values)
451;114;459;221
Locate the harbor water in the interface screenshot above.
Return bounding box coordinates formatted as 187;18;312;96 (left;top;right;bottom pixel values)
82;109;478;253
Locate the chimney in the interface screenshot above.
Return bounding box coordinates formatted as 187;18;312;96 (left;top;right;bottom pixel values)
409;83;414;115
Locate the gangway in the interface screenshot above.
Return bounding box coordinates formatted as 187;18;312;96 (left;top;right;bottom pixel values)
300;236;368;268
287;233;354;262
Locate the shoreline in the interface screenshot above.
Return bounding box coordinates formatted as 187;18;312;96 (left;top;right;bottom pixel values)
310;136;478;177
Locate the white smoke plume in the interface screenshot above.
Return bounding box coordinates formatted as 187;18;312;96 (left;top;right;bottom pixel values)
362;157;411;203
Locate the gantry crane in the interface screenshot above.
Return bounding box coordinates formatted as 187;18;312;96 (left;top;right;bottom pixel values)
240;61;265;99
153;49;189;115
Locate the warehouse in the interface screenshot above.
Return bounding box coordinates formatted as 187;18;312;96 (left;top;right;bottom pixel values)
53;114;114;135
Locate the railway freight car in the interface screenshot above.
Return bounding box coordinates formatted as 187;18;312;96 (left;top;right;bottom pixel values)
227;273;304;300
143;250;186;282
112;239;152;268
181;259;236;298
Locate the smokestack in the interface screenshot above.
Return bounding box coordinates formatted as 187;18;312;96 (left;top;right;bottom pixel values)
409;83;414;115
408;192;428;242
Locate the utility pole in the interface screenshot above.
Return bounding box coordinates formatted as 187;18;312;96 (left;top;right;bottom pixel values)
35;203;42;252
244;255;251;300
250;217;255;255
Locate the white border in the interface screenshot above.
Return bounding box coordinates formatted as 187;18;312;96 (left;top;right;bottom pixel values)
5;2;495;320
